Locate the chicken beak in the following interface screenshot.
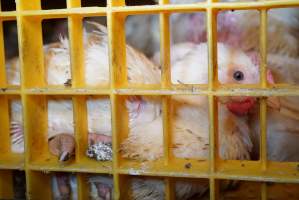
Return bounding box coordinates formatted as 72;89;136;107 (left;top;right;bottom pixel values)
267;96;281;110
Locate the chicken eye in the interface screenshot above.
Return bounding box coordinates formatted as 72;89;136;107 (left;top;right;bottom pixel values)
233;71;244;81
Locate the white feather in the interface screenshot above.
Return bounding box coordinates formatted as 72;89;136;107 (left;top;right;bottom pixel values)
10;99;24;153
87;98;111;136
47;99;74;139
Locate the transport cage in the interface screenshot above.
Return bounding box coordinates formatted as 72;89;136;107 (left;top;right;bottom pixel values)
0;0;299;199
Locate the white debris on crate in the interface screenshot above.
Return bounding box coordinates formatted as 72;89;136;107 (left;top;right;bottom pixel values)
86;142;113;161
128;169;143;175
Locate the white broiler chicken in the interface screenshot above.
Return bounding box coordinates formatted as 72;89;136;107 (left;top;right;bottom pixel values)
123;42;263;161
222;3;299;163
7;42;78;163
127;0;299;165
182;0;299;165
6;22;160;161
5;22;160;198
123;42;278;199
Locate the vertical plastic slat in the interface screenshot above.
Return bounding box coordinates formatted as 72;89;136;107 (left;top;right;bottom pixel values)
165;178;175;200
110;94;120;200
259;10;268;171
159;0;170;88
17;0;41;10
207;8;219;199
0;170;14;199
108;1;121;198
66;0;81;8
210;178;219;200
27;171;52;200
207;7;218;171
160;0;172;176
68;16;84;88
108;14;126;88
26;96;48;163
260;10;268;88
67;0;84;88
18;17;44;88
207;8;218;90
0;20;6;87
208;95;218;171
109;0;125;7
0;97;10;154
73;96;88;163
260;98;268;170
162;96;171;164
15;1;25;199
261;182;267;200
77;173;89;200
15;1;30;198
159;0;169;4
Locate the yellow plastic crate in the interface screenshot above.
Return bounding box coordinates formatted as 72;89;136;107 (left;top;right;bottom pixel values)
0;0;299;199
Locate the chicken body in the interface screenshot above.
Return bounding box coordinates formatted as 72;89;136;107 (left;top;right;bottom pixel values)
6;22;160;159
128;0;299;165
125;42;263;199
123;42;259;162
250;97;299;162
250;58;299;162
214;3;299;163
216;7;299;145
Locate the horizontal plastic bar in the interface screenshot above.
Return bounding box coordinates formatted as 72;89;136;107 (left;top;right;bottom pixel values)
28;162;113;173
118;168;299;184
114;87;299;96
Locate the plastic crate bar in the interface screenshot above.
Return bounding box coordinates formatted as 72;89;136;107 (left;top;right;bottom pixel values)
209;178;219;200
114;87;299;96
162;96;171;164
24;88;112;95
21;8;107;18
261;182;267;200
